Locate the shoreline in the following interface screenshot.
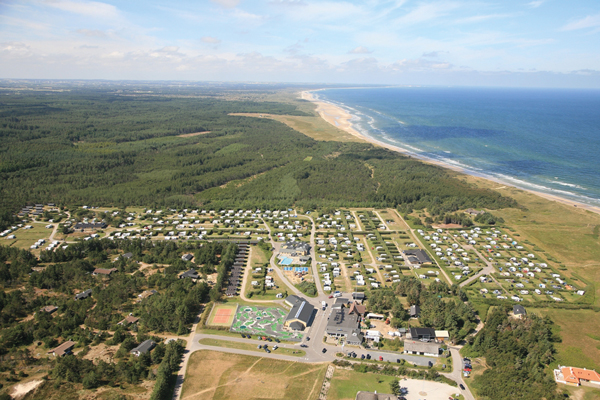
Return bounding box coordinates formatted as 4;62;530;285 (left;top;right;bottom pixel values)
300;89;600;215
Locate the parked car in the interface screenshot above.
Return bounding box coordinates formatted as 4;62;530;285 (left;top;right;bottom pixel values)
265;349;271;353
241;334;246;338
257;345;261;349
366;354;371;360
459;384;465;390
247;335;251;339
300;344;308;348
322;348;327;353
396;359;401;363
379;356;383;361
361;354;365;360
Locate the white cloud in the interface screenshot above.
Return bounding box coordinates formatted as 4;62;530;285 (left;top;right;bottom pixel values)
455;13;516;24
201;36;222;44
348;46;372;54
76;29;106;37
210;0;240;8
395;2;460;26
560;14;600;31
275;1;362;22
43;0;120;19
526;0;545;8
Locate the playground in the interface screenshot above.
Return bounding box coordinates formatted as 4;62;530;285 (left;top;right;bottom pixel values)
208;303;238;327
230;305;303;341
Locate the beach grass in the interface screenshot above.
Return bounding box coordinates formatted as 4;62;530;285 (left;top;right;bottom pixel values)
230;113;366;142
530;307;600;371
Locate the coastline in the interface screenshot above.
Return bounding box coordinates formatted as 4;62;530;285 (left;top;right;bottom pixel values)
300;89;600;215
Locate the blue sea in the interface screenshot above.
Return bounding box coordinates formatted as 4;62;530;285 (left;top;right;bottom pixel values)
313;87;600;207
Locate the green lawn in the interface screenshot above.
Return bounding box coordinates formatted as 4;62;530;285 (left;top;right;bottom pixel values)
198;338;305;357
328;369;399;400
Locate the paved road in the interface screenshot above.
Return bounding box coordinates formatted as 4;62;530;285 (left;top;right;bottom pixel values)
441;347;476;400
305;215;323;294
190;330;435;367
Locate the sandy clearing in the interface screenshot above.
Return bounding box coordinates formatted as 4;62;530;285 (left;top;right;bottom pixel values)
178;131;211;138
11;380;44;399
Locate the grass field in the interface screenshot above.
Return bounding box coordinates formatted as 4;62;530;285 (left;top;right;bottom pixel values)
328;369;399;400
7;224;54;250
180;350;327;400
208;303;238;327
461;174;600;306
530;308;600;371
198;338;306;357
230;112;366;143
561;385;600;400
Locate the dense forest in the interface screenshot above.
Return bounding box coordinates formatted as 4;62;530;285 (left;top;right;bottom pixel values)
468;307;563;400
0;82;516;232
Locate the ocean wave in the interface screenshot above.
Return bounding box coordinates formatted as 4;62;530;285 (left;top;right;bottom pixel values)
549;180;587;190
493;174;600;205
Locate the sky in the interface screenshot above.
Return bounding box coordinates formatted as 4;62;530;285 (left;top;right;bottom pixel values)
1;0;600;87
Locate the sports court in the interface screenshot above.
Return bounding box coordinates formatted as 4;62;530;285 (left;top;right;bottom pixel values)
208;303;238;327
230;305;303;341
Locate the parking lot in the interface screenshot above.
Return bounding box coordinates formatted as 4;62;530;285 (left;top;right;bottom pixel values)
400;378;461;400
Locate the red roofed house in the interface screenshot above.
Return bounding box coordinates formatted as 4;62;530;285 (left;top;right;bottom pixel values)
118;315;140;326
556;366;600;386
93;268;117;276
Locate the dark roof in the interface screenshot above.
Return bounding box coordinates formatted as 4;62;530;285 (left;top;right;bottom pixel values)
513;305;527;315
409;327;436;340
409;305;420;317
74;289;92;300
74;222;107;230
181;253;194;261
49;340;76;357
289;321;305;331
131;339;155;355
403;249;432;264
285;295;303;306
121;252;133;259
179;269;199;279
326;308;360;337
333;297;350;306
285;299;314;327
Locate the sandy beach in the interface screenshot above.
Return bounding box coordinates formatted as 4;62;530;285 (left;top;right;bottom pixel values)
301;90;600;215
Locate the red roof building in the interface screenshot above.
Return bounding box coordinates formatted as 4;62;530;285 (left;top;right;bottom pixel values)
558;366;600;386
